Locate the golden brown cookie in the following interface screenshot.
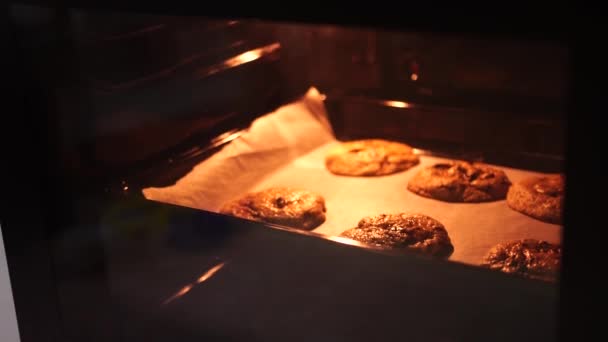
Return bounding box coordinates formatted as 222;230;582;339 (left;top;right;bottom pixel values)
407;161;511;202
506;174;564;224
325;139;419;176
340;213;454;258
219;187;326;230
481;239;561;282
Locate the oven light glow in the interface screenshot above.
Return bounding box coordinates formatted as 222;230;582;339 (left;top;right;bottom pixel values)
411;73;419;81
213;130;243;145
196;262;226;284
123;186;129;191
196;43;281;79
383;100;410;108
162;261;227;305
171;285;193;300
223;43;281;69
326;235;368;247
225;50;261;67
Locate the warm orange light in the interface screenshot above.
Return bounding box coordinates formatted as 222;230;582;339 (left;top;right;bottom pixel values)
123;186;129;191
162;284;193;305
383;100;410;108
176;285;193;297
224;51;260;68
222;43;281;68
196;262;226;284
162;261;227;305
410;73;419;81
326;235;368;247
213;130;243;145
196;43;281;79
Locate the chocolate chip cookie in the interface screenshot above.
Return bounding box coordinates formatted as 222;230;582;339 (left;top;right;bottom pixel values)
325;139;419;176
407;161;511;202
481;239;561;282
340;213;454;258
506;174;564;224
219;187;326;230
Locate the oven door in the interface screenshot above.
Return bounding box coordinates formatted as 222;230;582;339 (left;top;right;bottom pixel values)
4;4;571;342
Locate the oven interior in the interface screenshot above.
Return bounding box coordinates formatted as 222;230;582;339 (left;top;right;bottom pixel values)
7;5;568;342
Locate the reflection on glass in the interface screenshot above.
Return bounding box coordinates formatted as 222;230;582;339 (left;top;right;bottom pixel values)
195;262;226;284
223;43;281;67
326;235;368;247
212;130;243;146
197;43;281;79
162;261;227;305
383;100;410;108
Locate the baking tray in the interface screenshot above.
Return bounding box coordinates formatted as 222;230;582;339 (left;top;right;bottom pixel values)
143;87;562;267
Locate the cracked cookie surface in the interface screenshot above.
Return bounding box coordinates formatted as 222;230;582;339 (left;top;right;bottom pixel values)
481;239;561;282
220;187;326;230
340;213;454;258
407;161;511;202
506;174;564;224
325;139;419;176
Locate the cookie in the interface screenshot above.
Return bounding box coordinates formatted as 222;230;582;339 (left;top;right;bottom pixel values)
219;187;326;230
340;213;454;258
506;174;564;224
325;139;419;176
481;239;561;282
407;161;511;202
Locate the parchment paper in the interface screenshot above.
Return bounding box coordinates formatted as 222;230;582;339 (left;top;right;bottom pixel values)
143;87;562;266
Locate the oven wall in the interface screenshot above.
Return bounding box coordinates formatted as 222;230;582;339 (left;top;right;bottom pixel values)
10;7;308;190
275;24;568;101
272;23;568;169
11;7;568;187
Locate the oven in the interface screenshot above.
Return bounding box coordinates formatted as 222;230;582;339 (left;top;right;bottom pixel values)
3;4;578;342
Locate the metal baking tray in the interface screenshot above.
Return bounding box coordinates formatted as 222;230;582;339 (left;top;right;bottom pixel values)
143;87;562;269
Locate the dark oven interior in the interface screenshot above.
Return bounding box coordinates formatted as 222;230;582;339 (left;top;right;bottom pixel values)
11;6;567;189
6;5;568;342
